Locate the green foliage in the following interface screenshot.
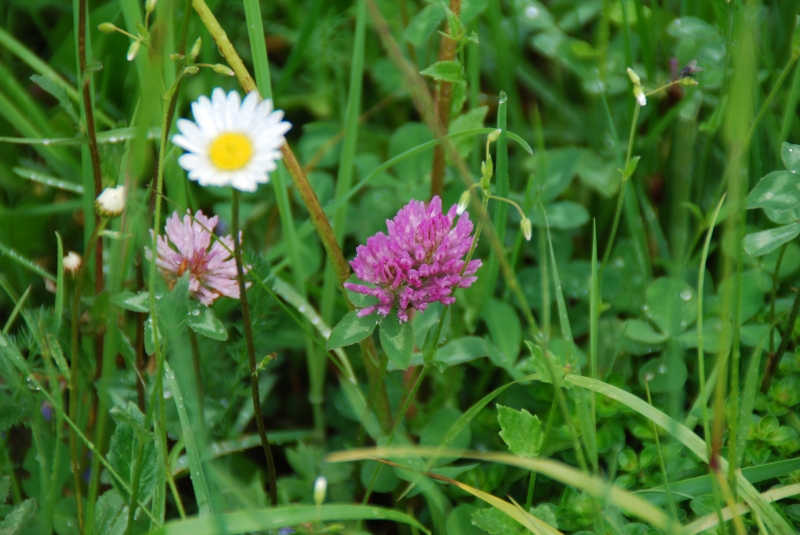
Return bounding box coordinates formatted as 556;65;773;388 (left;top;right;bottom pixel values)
496;405;543;458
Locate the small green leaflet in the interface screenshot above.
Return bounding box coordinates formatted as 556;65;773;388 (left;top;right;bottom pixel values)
496;404;543;458
420;60;463;83
379;310;414;370
327;311;376;350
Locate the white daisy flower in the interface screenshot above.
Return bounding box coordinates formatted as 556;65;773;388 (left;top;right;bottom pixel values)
63;251;82;276
172;88;291;192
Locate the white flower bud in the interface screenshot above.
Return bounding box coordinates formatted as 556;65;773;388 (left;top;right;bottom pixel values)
95;185;126;218
626;67;641;85
633;85;647;107
213;63;235;76
520;217;532;241
98;22;118;34
183;65;200;76
127;40;140;62
64;251;82;276
487;129;502;143
313;476;327;505
457;190;471;215
189;37;202;61
145;0;157;13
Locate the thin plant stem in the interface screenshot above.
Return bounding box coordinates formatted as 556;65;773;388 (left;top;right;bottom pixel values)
643;378;678;523
188;328;205;436
231;188;278;506
769;243;788;355
525;396;557;510
124;442;147;535
762;283;800;392
69;219;106;534
599;103;640;279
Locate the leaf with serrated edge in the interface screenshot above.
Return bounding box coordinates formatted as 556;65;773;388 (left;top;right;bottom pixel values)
497;404;543;458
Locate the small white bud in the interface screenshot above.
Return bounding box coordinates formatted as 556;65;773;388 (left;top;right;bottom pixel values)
313;476;327;505
127;40;140;62
64;251;82;276
626;67;641;85
633;85;647;107
95;185;126;218
520;217;532;241
183;65;200;76
487;129;502;143
145;0;157;13
212;63;235;76
457;190;471;215
680;77;699;87
98;22;118;34
189;37;202;61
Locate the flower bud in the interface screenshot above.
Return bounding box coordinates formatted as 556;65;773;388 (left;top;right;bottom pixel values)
95;185;126;218
633;85;647;107
480;154;493;191
626;67;641;85
213;63;235;76
680;77;699;87
457;190;471;215
313;476;327;506
145;0;157;13
127;40;140;62
520;217;532;241
64;251;82;276
189;37;202;61
98;22;118;33
183;65;200;76
487;128;502;143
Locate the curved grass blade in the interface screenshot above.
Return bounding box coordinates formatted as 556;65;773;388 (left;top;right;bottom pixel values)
14;167;83;194
0;240;56;281
149;505;430;535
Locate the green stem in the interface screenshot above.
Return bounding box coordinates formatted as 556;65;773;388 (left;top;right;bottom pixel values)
762;282;800;392
124;442;147;535
644;378;678;522
232;188;278;506
188;328;205;436
599;103;640;279
769;243;788;355
69;219;106;534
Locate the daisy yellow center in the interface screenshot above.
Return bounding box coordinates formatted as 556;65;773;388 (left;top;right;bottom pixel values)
208;132;253;171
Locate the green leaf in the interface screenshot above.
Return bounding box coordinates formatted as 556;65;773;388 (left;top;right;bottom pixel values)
110;291;149;313
30;74;79;125
448;106;488;159
107;402;157;503
782;142;800;173
186;304;228;341
420;408;471;467
461;0;488;23
747;170;800;213
0;499;36;535
386;335;488;371
0;476;9;504
743;223;800;257
420;60;463;83
638;356;688;393
524;340;565;384
624;319;668;344
496;404;543;458
0;403;24;433
404;4;444;47
481;299;521;366
327;311;376;350
624;155;641;179
644;278;696;337
93;489;129;535
471;507;524;535
46;334;70;379
344;274;379;308
530;200;590;229
379;310;414;370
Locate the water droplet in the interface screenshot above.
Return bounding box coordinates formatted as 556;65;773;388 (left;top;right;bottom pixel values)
790;148;794;152
657;364;668;374
764;192;775;199
191;309;200;316
525;6;540;19
298;306;306;313
644;372;655;381
26;376;41;391
680;289;692;301
613;258;625;268
642;304;649;311
680;320;688;327
155;293;163;300
42;139;51;145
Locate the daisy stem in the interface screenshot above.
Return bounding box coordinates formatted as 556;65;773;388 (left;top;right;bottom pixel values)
231;188;278;507
69;218;106;534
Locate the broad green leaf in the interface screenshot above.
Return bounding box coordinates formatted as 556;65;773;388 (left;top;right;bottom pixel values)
497;404;543;458
420;408;471;467
186;304;228;341
638;356;688;393
481;299;521;366
718;270;766;324
472;507;524;535
530;200;590;229
624;155;641;179
674;317;733;354
781;142;800;173
644;277;696;337
743;223;800;257
386;335;488;371
93;489;129;535
327;311;376;350
361;460;402;494
624;319;668;344
30;74;79;125
110;291;149;313
461;0;488;23
449;106;488;159
0;403;24;433
0;499;36;534
0;476;9;504
379;310;414;370
108;402;157;503
447;504;484;535
747;170;800;213
403;3;443;46
387;122;433;182
576;149;619;198
524;341;565;384
420;60;463;83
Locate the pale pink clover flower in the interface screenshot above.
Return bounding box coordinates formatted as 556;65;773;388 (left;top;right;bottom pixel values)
344;195;481;322
146;210;242;305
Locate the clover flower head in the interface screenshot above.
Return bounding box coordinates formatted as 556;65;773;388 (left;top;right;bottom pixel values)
344;196;482;323
146;210;242;305
172;88;292;192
